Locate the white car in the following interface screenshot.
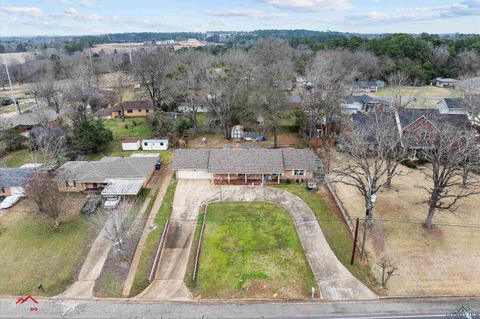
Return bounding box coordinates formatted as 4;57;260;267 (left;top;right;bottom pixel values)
104;196;121;209
0;196;22;209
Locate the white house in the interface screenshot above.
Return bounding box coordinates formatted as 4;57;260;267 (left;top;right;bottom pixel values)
176;103;208;113
122;139;141;151
142;139;169;151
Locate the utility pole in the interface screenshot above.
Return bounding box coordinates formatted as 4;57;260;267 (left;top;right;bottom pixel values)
128;46;132;64
88;49;93;76
3;58;20;114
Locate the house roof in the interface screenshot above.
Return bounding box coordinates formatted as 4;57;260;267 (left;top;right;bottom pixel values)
118;101;153;110
172;149;210;170
3;110;58;129
0;168;36;187
344;94;388;106
55;156;158;183
441;98;464;109
432;77;458;83
398;109;471;131
101;179;144;196
172;149;320;174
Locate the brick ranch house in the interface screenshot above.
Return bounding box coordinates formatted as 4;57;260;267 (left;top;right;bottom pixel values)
54;156;158;196
92;101;153;120
172;148;321;184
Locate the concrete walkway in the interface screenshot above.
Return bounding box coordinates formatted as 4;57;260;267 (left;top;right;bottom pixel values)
122;165;173;296
137;181;376;301
57;171;163;300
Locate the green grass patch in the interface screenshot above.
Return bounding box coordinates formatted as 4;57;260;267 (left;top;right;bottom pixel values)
186;202;316;299
273;184;378;291
103;117;153;140
0;149;44;167
0;215;94;296
129;179;177;297
86;142;172;163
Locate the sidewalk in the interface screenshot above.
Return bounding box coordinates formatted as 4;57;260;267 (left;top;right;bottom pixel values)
122;165;173;297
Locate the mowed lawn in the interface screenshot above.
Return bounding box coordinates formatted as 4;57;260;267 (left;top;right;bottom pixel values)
188;202;316;299
103;117;153;140
0;214;93;296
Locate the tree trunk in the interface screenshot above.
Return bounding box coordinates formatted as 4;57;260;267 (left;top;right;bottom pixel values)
462;167;469;188
272;126;278;148
385;170;393;189
424;206;436;229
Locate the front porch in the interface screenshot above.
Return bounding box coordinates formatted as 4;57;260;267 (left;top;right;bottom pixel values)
212;173;282;185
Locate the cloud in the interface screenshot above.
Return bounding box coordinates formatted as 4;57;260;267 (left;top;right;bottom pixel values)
345;0;480;25
64;7;78;15
258;0;352;11
0;6;43;17
87;13;102;21
79;0;96;8
204;8;288;19
211;19;229;27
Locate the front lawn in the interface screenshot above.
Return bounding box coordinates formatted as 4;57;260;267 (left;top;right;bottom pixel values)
0;149;44;167
129;179;177;297
103;117;153;140
86;142;173;163
0;215;94;296
273;184;378;292
186;202;316;299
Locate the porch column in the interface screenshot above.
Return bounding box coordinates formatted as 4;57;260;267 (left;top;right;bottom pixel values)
262;174;264;183
228;173;230;183
211;174;214;184
245;174;247;184
278;174;280;184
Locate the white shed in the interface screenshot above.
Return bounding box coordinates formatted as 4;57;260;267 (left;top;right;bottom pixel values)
142;139;169;151
122;139;141;151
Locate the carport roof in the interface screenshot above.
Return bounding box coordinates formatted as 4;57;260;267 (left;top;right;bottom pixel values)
101;179;144;196
172;149;210;170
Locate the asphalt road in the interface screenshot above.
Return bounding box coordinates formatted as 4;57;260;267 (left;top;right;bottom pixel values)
1;297;479;319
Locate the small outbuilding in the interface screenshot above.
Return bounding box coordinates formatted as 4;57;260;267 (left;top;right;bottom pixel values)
122;139;141;151
142;139;169;151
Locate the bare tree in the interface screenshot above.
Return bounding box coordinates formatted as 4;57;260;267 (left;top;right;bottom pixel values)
251;38;294;148
203;50;251;139
377;255;398;289
387;71;418;110
31;76;63;113
417;125;480;229
456;50;480;77
429;44;450;68
302;49;358;172
26;172;66;228
332;113;404;223
457;77;480;127
107;71;131;118
133;48;176;109
101;201;131;256
28;126;66;168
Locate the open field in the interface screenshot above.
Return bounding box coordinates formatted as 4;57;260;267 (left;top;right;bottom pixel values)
273;184;379;293
186;201;316;299
332;152;480;296
129;180;176;297
0;194;96;296
0;83;37;114
371;85;459;109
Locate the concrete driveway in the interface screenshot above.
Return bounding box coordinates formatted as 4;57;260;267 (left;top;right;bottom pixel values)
138;181;376;301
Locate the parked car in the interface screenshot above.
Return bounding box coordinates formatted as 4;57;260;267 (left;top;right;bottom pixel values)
81;197;102;214
104;196;121;209
0;196;22;209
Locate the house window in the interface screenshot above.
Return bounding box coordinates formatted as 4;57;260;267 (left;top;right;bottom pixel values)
127;109;133;113
421;131;430;140
144;142;148;146
160;142;164;146
293;170;305;176
1;187;5;193
146;109;149;113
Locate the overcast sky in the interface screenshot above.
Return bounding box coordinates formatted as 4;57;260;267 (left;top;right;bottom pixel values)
1;0;479;37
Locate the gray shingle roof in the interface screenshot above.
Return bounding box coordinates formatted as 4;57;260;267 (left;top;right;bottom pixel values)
209;149;284;174
442;98;464;109
55;156;158;183
172;149;320;174
0;168;36;187
172;149;210;170
398;109;471;131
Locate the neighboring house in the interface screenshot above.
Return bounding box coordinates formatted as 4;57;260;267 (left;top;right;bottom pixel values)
1;110;59;134
172;148;321;184
54;155;159;196
0;168;35;197
346;80;385;93
436;98;467;115
112;101;153;119
341;95;389;115
176;103;208;113
430;77;458;88
122;139;141;151
397;109;471;146
287;95;302;108
142;139;169;151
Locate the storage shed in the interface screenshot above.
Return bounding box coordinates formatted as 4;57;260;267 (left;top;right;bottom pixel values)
122;139;141;151
142;139;169;151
